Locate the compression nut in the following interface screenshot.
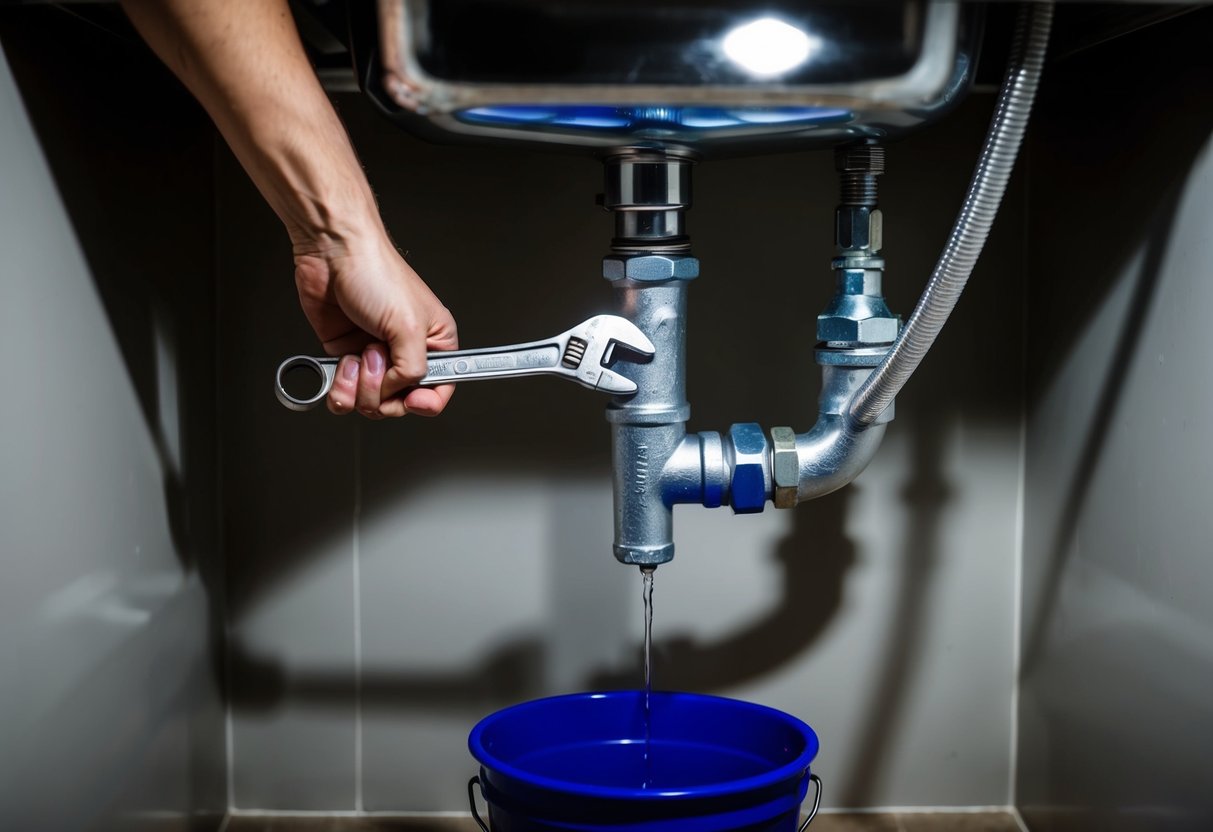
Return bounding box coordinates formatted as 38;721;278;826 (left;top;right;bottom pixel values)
771;427;799;509
728;423;770;514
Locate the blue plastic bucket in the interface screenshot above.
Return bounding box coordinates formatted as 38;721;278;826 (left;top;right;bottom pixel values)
467;691;821;832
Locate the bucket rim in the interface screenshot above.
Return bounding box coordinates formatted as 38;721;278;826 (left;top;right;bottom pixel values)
467;690;819;801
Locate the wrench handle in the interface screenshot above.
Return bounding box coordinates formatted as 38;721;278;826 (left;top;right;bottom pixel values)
274;342;565;411
275;355;339;412
420;342;562;384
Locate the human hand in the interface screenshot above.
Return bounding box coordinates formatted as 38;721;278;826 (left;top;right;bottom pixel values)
119;0;459;416
293;235;458;418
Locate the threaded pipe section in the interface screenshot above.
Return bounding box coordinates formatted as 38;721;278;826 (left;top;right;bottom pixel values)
839;174;880;207
836;143;886;207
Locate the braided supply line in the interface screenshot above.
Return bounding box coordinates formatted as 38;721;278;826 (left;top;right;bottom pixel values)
848;2;1054;427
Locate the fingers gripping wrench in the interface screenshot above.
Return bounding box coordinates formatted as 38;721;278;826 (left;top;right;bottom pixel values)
274;315;655;411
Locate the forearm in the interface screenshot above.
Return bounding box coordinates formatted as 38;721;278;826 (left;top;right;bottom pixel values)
122;0;382;251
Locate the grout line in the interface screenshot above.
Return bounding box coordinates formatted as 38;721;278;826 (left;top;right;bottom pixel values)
819;806;1021;814
227;810;473;818
215;814;231;832
1011;804;1031;832
1009;400;1027;806
227;807;1023;819
213;132;236;816
353;422;364;813
1008;132;1033;811
224;684;235;810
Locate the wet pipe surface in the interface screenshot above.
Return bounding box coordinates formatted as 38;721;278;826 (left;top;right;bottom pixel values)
224;812;1022;831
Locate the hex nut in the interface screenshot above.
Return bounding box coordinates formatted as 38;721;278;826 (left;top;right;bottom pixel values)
728;423;769;514
817;314;899;345
602;254;700;282
857;316;900;343
817;315;860;343
835;207;883;253
770;427;798;509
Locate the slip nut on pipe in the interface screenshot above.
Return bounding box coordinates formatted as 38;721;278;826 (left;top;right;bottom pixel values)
771;427;799;509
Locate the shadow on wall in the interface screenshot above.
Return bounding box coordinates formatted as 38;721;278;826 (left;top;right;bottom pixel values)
590;491;856;692
1020;606;1213;832
0;6;226;827
1017;12;1213;831
227;488;857;710
0;10;213;578
1019;10;1213;678
840;417;951;805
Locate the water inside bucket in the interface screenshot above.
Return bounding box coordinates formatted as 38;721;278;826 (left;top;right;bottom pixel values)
471;690;817;798
516;738;773;791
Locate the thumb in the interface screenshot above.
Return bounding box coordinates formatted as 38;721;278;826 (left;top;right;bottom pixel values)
380;319;428;401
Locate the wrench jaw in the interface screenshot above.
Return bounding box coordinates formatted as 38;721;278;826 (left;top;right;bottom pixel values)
565;316;656;398
590;334;655;396
590;368;639;396
601;332;656;396
574;316;656;359
568;352;642;396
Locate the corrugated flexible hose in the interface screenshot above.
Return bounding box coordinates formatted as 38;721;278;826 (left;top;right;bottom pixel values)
847;2;1054;428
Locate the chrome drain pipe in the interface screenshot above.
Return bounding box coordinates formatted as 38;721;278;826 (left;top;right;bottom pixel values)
602;151;698;567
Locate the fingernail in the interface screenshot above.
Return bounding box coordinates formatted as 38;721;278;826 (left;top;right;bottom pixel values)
366;349;384;375
342;359;358;381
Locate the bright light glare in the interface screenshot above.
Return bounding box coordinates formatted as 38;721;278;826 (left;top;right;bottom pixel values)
722;18;818;78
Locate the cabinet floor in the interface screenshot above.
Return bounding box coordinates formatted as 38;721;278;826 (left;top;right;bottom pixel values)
224;812;1023;832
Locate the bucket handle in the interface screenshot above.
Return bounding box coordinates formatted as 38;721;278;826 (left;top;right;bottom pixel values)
798;773;823;831
468;771;821;832
468;775;490;832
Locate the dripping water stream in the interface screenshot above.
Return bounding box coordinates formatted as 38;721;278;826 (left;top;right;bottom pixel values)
641;565;655;788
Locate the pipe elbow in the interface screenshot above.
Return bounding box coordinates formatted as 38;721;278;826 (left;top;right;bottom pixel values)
792;415;887;503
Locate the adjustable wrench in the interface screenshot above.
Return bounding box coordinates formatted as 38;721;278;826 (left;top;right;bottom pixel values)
274;314;655;411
